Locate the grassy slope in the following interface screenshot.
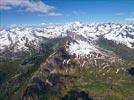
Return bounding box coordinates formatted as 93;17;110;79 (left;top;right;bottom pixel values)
1;61;133;100
42;61;134;100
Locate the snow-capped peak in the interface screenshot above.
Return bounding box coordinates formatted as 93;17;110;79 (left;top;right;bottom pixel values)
0;23;134;55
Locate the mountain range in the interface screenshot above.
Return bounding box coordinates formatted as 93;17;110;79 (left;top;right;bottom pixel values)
0;22;134;100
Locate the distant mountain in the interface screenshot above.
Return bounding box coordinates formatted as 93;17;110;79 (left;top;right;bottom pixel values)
0;22;134;53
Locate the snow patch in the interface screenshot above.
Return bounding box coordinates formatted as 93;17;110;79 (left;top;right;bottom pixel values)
67;40;98;57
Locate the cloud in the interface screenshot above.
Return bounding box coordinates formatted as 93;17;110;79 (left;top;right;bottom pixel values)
0;5;11;10
38;12;63;17
9;24;17;28
0;0;62;16
39;23;47;25
72;11;79;15
116;13;123;16
125;17;134;21
48;12;63;16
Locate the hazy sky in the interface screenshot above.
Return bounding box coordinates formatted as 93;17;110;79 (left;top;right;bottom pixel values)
0;0;134;26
